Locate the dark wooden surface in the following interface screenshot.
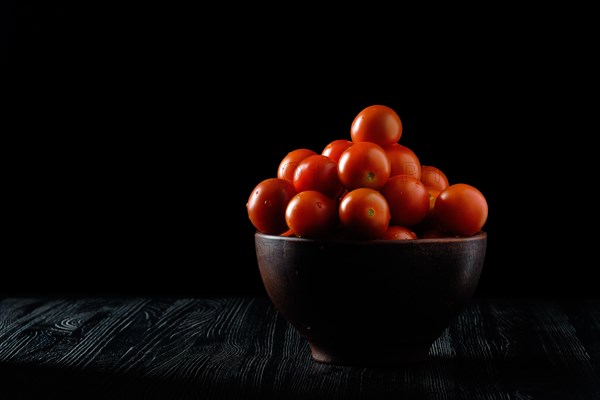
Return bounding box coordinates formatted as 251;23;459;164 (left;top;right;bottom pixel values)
0;297;598;400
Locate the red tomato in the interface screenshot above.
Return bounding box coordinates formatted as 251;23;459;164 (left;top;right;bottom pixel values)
350;105;403;147
285;191;338;238
277;148;317;182
434;183;488;236
382;225;417;240
293;155;343;198
380;175;430;227
421;165;449;191
385;143;421;179
247;178;296;234
337;142;391;191
321;139;353;163
339;188;390;239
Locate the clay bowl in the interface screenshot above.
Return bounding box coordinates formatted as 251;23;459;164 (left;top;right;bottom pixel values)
255;231;487;367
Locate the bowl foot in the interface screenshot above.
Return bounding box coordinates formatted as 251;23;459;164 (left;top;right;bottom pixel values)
308;340;431;367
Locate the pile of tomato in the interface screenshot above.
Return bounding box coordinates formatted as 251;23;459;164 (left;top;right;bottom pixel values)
247;105;488;240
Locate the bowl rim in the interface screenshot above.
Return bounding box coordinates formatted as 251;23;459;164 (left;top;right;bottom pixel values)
255;231;487;245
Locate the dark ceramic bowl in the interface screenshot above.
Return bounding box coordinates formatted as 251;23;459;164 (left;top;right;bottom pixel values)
255;231;487;366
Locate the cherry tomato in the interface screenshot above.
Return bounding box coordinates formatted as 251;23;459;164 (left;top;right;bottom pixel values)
421;165;449;191
434;183;488;236
285;191;338;238
293;155;343;199
321;139;353;163
380;175;430;227
350;105;403;147
247;178;296;234
339;188;390;239
385;143;421;179
337;142;391;191
277;148;317;182
382;225;417;240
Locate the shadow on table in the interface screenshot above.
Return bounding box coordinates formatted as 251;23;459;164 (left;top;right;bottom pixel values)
423;354;599;400
2;352;599;400
2;361;246;399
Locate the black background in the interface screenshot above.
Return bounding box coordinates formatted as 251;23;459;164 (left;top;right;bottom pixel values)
7;3;593;298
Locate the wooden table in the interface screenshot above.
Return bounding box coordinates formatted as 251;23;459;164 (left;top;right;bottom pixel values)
1;296;598;399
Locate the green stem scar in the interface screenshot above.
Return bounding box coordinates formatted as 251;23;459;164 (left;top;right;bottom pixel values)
367;172;375;181
367;208;375;217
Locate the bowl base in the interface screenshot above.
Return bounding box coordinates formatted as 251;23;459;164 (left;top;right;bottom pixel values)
308;340;431;367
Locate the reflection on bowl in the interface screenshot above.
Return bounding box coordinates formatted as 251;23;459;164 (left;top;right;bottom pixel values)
255;231;487;366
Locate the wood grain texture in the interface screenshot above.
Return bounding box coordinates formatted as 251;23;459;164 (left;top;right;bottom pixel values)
0;297;598;400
